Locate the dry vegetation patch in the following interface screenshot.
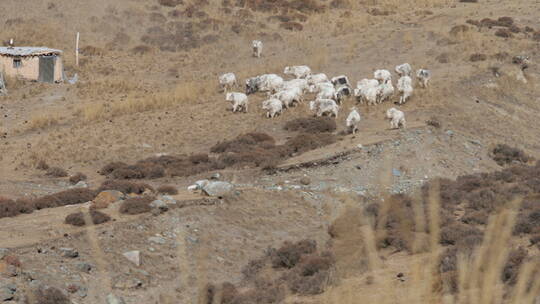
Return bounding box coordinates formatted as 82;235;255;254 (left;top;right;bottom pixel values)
119;196;155;215
65;210;111;227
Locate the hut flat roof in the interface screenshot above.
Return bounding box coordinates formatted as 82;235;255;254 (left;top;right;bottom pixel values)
0;47;62;57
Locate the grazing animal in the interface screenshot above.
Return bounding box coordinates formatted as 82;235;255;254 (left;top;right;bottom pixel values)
395;63;412;77
284;66;312;79
386;107;406;129
219;72;237;92
307;73;329;86
309;81;333;93
281;78;309;94
397;76;413;104
374;69;392;84
377;80;395;103
309;99;339;118
346;107;361;134
354;79;379;105
334;85;352;105
331;75;351;87
262;98;283;118
316;85;337;100
416;69;431;88
245;74;284;95
272;89;302;108
225;92;249;113
252;40;263;58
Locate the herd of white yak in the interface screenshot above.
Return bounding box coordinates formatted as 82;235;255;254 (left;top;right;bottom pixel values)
218;40;432;133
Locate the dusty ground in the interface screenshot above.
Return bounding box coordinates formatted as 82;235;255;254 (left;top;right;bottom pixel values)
0;0;539;302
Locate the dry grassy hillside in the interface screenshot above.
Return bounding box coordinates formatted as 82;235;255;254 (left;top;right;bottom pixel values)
0;0;539;303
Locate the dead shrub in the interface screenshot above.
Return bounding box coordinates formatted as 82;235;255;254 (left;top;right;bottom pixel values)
466;19;480;26
496;17;514;27
119;196;155;215
79;46;105;56
45;167;68;178
284;133;337;156
36;160;49;170
33;189;97;210
131;45;152;55
65;210;111;226
97;180;152;194
480;18;498;28
69;172;87;185
0;197;35;219
368;8;392;16
157;185;178;195
491;144;530;166
271;239;317;268
426;117;441;128
27;286;70;304
376;194;415;252
280;21;303;31
436;53;450;63
509;25;521;33
287;270;329;295
502;248;527;284
220;282;238;304
211;133;275;154
495;28;513;38
460;0;478;2
534;31;540;41
284;117;336;133
158;0;183;7
189;153;210;164
470;53;487;62
449;24;470;36
330;0;350;9
440;222;483;247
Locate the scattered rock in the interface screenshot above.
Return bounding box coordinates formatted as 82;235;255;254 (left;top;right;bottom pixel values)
392;168;402;177
0;285;15;301
0;248;8;260
148;236;167;245
160;195;177;205
60;248;79;258
150;199;169;212
71;181;88;188
210;172;222;180
469;139;482;146
106;294;126;304
201;181;234;197
299;177;311;185
355;165;362;170
4;265;18;277
76;262;92;273
446;130;454;137
92;190;125;209
113;277;143;290
123;251;141;266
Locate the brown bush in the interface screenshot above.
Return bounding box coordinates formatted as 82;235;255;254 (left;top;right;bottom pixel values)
189;153;210;164
79;46;105;56
436;53;450;63
426;117;441;128
69;172;87;185
220;282;238;304
466;19;480;26
158;0;183;7
65;210;111;226
100;162;128;175
119;196;155;215
27;286;70;304
0;197;35;219
460;0;478;2
271;239;317;268
157;185;178;195
36;160;49;170
480;18;498;28
470;53;487;62
45;167;68;178
440;222;483;247
502;248;527;284
284;117;336;133
330;0;350;8
97;180;152;194
131;45;152;55
211;133;275;154
285;133;337;156
368;8;392;16
280;21;303;31
496;17;514;27
534;31;540;41
491;144;530;166
495;28;513;38
509;25;521;33
33;189;97;210
449;24;470;36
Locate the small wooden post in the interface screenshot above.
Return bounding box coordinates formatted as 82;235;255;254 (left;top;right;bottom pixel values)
75;32;80;67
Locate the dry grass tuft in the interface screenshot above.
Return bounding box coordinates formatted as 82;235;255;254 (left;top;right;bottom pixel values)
119;196;155;215
26;114;60;131
65;210;111;226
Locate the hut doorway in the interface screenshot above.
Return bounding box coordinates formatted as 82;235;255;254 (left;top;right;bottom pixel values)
38;55;56;83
